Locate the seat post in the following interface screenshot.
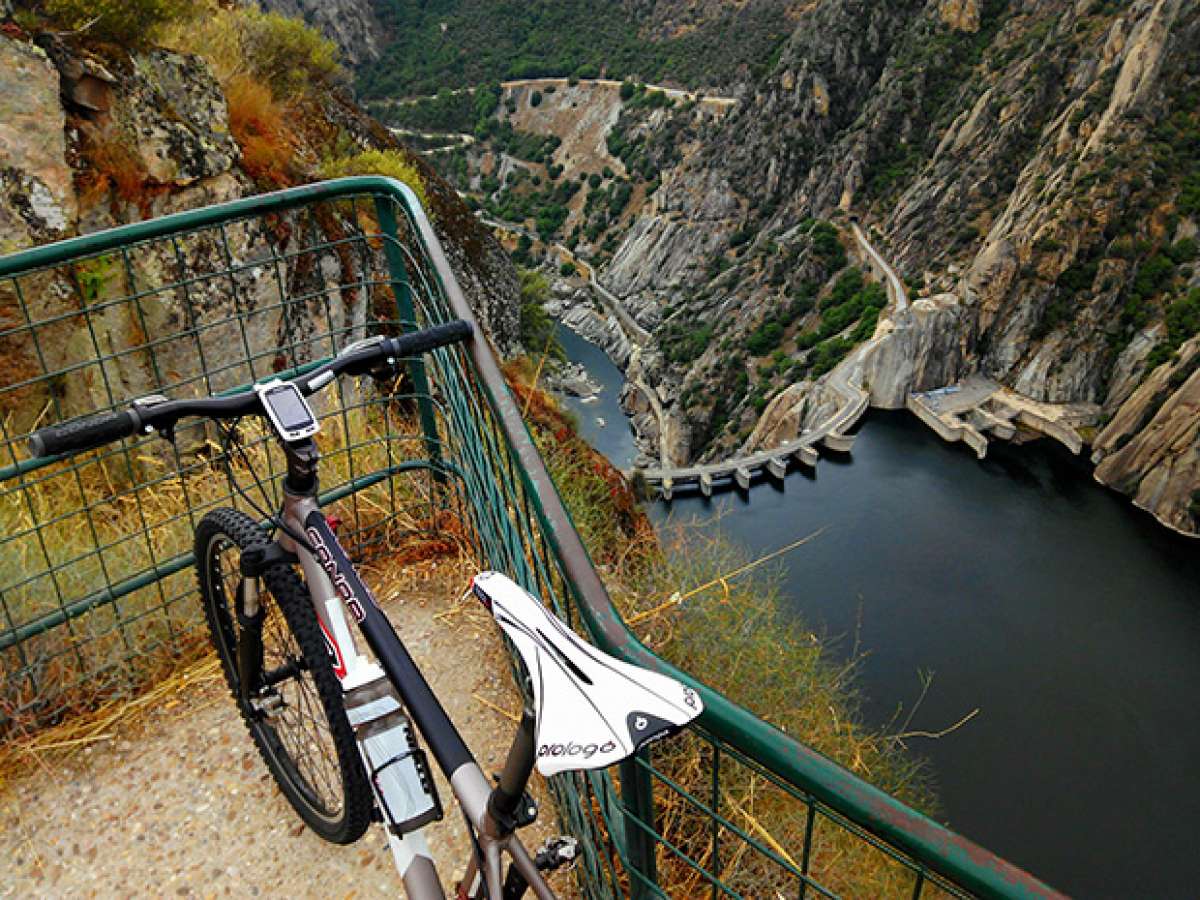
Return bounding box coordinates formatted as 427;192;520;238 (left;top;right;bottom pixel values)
485;707;538;836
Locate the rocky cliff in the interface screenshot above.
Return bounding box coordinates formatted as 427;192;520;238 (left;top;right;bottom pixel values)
0;12;516;415
0;9;520;451
594;0;1200;534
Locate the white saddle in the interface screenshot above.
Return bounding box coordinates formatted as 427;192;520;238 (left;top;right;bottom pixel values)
471;571;704;776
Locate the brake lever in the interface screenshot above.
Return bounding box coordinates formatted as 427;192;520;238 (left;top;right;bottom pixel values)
131;394;175;442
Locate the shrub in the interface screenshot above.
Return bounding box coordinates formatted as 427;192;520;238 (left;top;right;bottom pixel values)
1179;172;1200;217
319;150;428;211
559;261;577;277
619;80;635;101
530;90;543;107
164;5;340;100
810;221;846;270
48;0;200;45
1131;254;1176;301
1167;238;1197;264
823;268;864;310
745;319;784;356
662;323;714;365
235;8;340;98
517;269;563;358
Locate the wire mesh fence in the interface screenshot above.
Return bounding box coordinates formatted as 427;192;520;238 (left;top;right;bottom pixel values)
0;177;1057;899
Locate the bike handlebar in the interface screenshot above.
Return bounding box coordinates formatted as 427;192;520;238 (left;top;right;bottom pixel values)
28;320;473;459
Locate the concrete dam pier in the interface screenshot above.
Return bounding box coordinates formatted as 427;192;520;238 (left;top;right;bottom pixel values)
633;410;862;500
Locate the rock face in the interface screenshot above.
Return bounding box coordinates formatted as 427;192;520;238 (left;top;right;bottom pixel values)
937;0;979;33
592;0;1200;534
0;39;76;247
860;294;970;409
1093;336;1200;535
250;0;385;67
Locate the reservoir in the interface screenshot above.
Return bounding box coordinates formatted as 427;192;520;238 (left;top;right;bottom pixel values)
558;324;1200;898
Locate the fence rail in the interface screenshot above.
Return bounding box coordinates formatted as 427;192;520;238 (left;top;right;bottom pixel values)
0;177;1059;899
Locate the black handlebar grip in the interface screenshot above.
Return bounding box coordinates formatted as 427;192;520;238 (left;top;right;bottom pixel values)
27;409;140;459
389;320;473;358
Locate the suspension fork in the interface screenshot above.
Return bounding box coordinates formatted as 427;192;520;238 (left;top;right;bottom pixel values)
234;576;264;702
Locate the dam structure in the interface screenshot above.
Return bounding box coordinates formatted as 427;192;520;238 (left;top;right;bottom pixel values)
485;214;890;501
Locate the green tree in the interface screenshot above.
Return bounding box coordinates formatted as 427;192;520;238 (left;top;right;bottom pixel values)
518;269;563;358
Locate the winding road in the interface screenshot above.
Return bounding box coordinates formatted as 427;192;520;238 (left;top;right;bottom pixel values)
381;78;737;111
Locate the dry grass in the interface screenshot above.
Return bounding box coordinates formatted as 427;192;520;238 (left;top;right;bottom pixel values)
76;123;150;207
225;75;296;188
46;0;201;46
0;544;479;796
0;393;439;737
162;4;342;189
0;654;221;792
620;527;942;897
162;4;340;100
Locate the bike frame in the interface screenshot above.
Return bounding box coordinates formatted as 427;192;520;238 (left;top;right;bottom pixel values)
264;437;555;899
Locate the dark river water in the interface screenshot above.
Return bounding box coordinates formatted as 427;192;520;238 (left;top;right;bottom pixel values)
556;324;1200;898
552;325;639;468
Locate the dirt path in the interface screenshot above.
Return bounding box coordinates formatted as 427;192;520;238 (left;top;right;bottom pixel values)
0;559;575;898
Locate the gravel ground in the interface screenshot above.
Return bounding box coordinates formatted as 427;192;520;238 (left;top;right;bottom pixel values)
0;562;576;898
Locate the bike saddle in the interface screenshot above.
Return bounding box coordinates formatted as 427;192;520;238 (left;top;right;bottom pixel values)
471;571;704;777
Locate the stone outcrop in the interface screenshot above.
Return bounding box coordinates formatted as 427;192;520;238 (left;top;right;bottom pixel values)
548;287;634;368
937;0;979;33
0;39;76;247
859;294;970;409
1093;336;1200;535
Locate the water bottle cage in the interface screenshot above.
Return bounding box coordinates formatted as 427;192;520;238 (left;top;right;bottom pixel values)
372;746;443;836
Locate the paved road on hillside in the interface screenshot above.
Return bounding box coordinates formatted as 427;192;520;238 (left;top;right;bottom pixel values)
383;78;737;109
852;222;907;312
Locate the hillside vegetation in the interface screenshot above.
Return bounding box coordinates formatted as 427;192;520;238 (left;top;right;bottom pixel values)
357;0;796;98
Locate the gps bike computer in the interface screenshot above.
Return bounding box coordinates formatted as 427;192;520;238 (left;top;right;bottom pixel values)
255;380;320;442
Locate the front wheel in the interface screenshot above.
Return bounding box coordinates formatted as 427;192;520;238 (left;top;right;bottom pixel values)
195;508;373;844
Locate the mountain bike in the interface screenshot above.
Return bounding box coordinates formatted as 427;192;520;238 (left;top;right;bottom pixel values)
28;320;703;898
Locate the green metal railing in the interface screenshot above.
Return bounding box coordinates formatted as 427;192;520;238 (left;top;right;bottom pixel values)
0;177;1060;898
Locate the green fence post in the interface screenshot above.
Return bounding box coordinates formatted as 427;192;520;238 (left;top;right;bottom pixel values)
373;195;444;478
619;751;658;898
